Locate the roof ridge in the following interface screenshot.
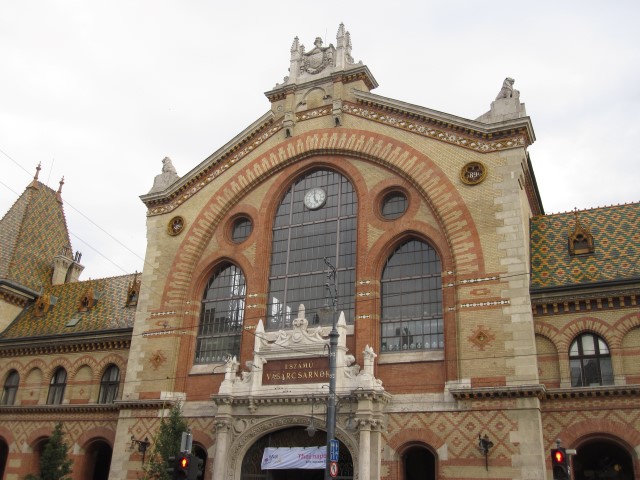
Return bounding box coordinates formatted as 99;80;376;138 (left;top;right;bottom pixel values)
535;200;640;217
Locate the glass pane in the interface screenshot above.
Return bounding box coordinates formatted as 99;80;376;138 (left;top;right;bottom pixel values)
600;357;614;385
581;334;596;355
381;240;443;352
266;169;356;329
570;359;583;387
195;264;246;363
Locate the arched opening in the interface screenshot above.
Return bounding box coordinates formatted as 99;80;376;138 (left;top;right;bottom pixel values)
402;445;436;480
193;443;208;479
82;439;113;480
0;438;8;479
240;427;353;479
572;438;635;480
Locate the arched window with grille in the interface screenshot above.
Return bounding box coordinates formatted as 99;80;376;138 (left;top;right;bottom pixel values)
195;263;246;363
1;370;19;405
98;365;120;404
266;169;356;330
569;333;613;387
47;367;67;405
381;239;443;353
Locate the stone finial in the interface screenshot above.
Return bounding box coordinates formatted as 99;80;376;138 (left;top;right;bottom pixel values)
476;77;527;123
148;156;180;194
30;162;42;188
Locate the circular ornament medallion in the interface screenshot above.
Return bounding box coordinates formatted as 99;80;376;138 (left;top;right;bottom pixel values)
168;216;185;236
460;162;487;185
304;187;327;210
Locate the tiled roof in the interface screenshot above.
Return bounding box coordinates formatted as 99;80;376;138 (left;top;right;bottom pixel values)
530;203;640;290
0;181;72;291
0;274;137;339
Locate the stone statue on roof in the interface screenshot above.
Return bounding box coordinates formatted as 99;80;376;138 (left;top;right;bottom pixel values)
148;156;180;194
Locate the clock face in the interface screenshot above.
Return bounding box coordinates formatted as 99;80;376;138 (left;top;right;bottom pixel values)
304;187;327;210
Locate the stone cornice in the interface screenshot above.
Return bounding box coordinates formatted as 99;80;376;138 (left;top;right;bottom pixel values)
0;404;120;415
140;112;278;211
347;94;535;151
449;384;546;400
545;384;640;400
450;383;640;401
0;329;132;357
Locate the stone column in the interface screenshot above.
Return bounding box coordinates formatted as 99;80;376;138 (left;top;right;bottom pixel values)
358;420;371;480
370;420;382;480
212;419;231;480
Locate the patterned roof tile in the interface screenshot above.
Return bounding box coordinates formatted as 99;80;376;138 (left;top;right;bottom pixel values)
0;274;137;339
530;203;640;290
0;181;72;291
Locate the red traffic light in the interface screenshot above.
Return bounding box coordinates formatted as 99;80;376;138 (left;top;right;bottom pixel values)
553;449;565;464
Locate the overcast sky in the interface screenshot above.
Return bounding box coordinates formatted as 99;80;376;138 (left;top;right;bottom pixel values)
1;1;639;280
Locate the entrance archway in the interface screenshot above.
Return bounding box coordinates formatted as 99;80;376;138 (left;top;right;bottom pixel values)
403;445;436;480
572;438;635;480
240;427;353;480
82;440;113;480
0;439;8;479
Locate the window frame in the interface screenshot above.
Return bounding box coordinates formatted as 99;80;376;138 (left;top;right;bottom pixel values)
46;367;67;405
195;263;246;364
266;168;357;330
380;239;443;354
1;370;19;405
97;364;120;404
569;333;613;387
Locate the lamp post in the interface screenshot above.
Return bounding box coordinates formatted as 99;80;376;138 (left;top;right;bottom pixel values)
320;257;339;480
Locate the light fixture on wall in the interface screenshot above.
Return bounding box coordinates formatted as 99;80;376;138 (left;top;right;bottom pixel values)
478;434;494;471
130;436;151;464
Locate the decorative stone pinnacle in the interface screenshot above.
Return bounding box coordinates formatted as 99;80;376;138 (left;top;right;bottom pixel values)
57;177;65;194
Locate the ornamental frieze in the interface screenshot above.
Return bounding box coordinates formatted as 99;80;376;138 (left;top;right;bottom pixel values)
343;103;528;153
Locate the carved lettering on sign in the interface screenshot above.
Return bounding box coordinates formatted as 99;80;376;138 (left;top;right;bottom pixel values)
262;358;330;385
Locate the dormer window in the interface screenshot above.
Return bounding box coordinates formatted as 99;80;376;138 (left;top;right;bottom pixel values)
126;275;141;307
78;287;96;312
33;293;53;317
569;212;594;255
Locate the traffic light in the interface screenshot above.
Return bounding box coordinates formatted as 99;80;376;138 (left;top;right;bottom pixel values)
175;453;191;479
188;456;204;480
551;447;569;480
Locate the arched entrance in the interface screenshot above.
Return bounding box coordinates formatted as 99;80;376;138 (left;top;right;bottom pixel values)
403;445;436;480
82;440;113;480
240;427;353;480
0;439;8;479
572;438;635;480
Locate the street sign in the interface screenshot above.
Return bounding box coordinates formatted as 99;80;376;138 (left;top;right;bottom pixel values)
329;461;338;478
330;439;339;462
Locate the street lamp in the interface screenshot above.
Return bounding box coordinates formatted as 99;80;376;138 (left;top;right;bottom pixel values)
319;257;339;480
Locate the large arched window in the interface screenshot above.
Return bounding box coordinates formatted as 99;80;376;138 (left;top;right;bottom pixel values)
267;169;356;330
195;263;246;363
1;370;19;405
98;365;120;404
570;333;613;387
381;239;443;352
47;367;67;405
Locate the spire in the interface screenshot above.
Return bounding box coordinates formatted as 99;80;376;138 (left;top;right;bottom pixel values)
30;162;42;188
56;177;65;202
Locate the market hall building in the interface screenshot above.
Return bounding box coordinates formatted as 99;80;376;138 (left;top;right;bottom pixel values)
1;24;640;480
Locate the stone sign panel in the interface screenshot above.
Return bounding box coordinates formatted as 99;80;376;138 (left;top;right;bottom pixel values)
262;358;330;385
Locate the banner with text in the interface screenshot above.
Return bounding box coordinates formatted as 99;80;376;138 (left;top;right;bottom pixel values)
261;447;326;469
